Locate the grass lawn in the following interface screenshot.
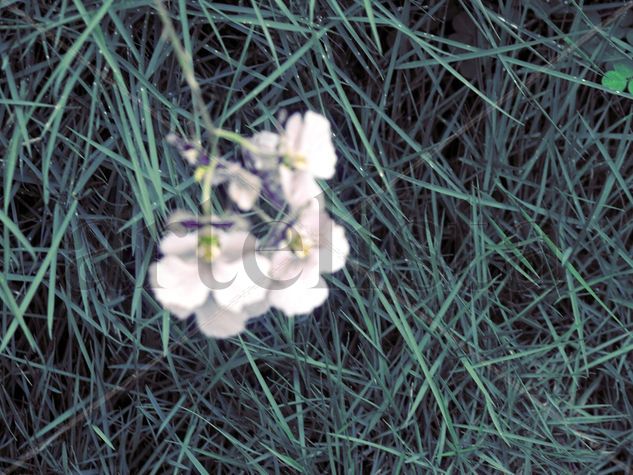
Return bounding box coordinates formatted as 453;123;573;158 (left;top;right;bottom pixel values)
1;0;633;472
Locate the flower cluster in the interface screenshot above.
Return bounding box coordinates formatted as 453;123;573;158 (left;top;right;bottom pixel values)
149;112;350;338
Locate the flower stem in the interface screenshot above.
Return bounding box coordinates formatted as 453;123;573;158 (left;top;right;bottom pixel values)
211;128;259;153
155;1;277;217
154;0;220;214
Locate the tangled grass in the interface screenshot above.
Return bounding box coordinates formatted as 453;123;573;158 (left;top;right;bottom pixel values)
1;0;633;472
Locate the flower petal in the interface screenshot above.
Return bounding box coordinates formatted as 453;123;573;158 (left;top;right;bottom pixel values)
227;166;262;211
194;298;249;338
212;168;230;186
249;131;280;171
284;112;303;152
268;273;329;317
182;148;199;165
300;111;337;179
244;298;271;318
279;166;323;209
217;230;255;262
317;218;349;273
269;250;321;291
166;210;200;233
159;231;198;258
268;250;315;282
210;253;271;313
149;258;209;318
293;198;326;244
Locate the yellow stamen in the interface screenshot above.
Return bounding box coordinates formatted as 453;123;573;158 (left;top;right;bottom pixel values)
198;232;220;262
286;228;313;258
283;152;307;170
194;166;209;182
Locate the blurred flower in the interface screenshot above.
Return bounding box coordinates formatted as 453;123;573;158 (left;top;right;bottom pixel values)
150;231;209;319
279;166;323;209
248;131;281;172
213;163;262;211
157;111;351;336
166;133;210;165
168;133;263;211
203;228;271;313
149;215;270;338
267;199;349;316
194;297;269;339
280;111;337;179
244;112;335;209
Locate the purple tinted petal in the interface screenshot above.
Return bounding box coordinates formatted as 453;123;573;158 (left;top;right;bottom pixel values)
261;180;284;209
211;221;236;230
181;219;201;230
171;219;237;230
166;133;212;165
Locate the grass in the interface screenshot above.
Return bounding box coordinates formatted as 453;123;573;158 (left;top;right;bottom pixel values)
2;0;633;472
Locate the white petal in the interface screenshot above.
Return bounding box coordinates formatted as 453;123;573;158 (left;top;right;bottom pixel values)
249;131;280;171
182;149;199;165
210;253;271;313
284;112;303;152
279;166;323;209
269;250;321;288
293;198;326;244
212;168;230;185
163;302;195;320
318;220;349;273
268;251;327;315
195;298;249;338
149;258;209;318
299;112;337;179
268;274;329;317
217;230;255;262
227;167;262;211
159;232;198;258
244;298;271;318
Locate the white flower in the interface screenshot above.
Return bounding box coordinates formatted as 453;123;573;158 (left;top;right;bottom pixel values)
213;163;262;211
195;297;270;339
166;133;204;165
149;220;271;338
246;130;312;209
205;230;271;313
248;131;280;172
150;232;208;319
280;111;337;179
279;166;323;210
267;199;349;316
240;113;335;210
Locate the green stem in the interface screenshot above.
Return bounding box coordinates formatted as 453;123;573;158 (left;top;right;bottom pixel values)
155;1;280;218
154;0;219;214
211;128;259;153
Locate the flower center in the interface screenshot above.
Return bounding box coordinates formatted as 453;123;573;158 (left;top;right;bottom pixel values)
286;228;313;258
194;165;209;182
283;152;307;170
198;233;221;262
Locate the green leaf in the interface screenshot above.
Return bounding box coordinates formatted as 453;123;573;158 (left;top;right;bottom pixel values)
613;62;633;78
628;80;633;95
602;70;627;91
91;424;115;450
